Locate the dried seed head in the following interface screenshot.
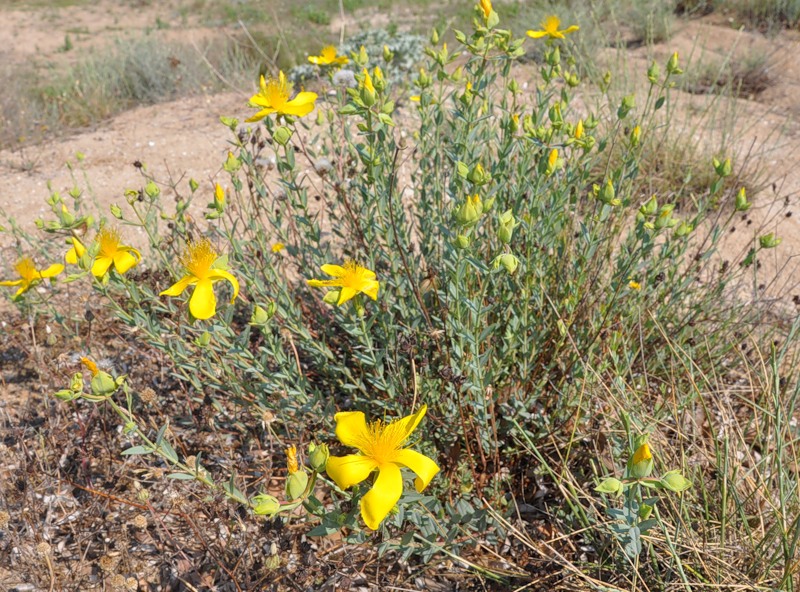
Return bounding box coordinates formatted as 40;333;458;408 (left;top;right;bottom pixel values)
109;574;126;590
0;511;9;529
139;387;157;404
99;555;118;572
36;542;52;556
131;514;148;530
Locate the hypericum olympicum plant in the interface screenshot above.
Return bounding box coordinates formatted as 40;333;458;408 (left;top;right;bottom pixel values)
92;227;141;278
1;257;64;298
325;405;440;530
246;71;318;122
526;15;579;40
308;46;349;67
307;261;379;306
160;238;239;320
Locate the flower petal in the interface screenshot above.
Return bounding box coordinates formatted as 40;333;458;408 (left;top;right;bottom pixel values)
160;275;196;297
281;92;317;117
394;449;440;492
0;279;24;286
189;278;217;320
334;411;370;449
245;107;275;123
526;30;547;38
361;463;403;530
91;255;113;278
564;25;580;34
320;264;347;278
336;286;358;305
325;454;377;490
392;404;428;442
208;268;240;303
14;283;31;298
361;279;379;301
65;247;78;265
39;264;64;279
112;248;140;275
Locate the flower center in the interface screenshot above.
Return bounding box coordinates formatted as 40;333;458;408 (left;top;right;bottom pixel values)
321;46;336;62
544;16;560;34
263;76;290;109
15;258;37;281
97;228;121;257
358;419;408;466
181;238;218;280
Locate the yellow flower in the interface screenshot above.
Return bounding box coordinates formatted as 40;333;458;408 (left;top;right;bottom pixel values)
632;442;652;465
308;46;349;66
92;228;141;278
307;260;379;306
479;0;492;19
271;243;285;253
65;236;86;265
574;119;584;140
326;405;439;530
0;257;64;298
160;238;239;320
246;71;318;122
629;280;641;291
527;15;580;40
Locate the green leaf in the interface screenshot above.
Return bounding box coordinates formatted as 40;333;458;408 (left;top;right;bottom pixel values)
121;445;151;456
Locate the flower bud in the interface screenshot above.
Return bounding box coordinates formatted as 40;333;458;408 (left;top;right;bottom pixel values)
573;119;584;140
497;209;516;244
251;494;281;516
454;234;471;249
617;94;635;120
667;51;682;75
638;503;653;520
223;151;241;173
189;178;199;193
70;372;84;394
454;194;483;226
654;204;676;230
285;469;309;501
596;180;620;206
713;157;732;178
308;442;329;472
90;371;118;398
760;233;782;249
647;61;660;84
468;163;491;186
628;442;654;479
660;470;692;493
250;303;275;325
382;45;394;63
195;331;211;347
273;126;293;147
356;45;368;67
735;187;751;212
360;68;376;107
110;204;123;219
595;477;623;496
322;289;342;305
144;181;160;199
630;125;641;147
493;253;519;275
674;221;693;238
53;389;81;402
430;28;439;45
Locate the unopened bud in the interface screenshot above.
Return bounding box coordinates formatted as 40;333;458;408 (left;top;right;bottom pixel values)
735;187;751;211
628;442;654;479
285;469;309;501
308;442;329;472
660;470;692;493
251;494;281;516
